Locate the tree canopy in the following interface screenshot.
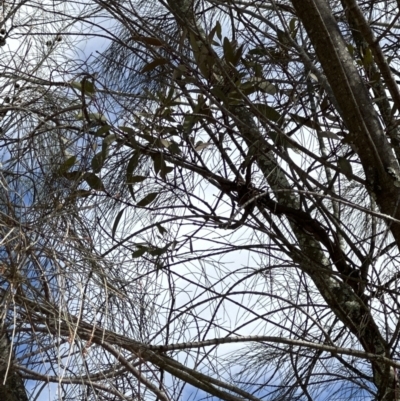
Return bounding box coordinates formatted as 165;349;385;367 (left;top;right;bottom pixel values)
1;0;400;400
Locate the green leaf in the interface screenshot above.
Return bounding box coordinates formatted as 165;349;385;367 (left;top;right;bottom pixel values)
189;32;210;78
77;112;107;123
248;47;269;56
347;43;355;57
289;18;297;34
126;151;140;180
258;80;277;95
246;78;277;95
131;36;163;46
338;156;353;178
70;80;96;95
92;136;113;173
57;156;76;175
112;208;126;240
89;113;107;122
68;190;92;198
168;142;181;155
215;21;222;40
157;224;167;236
223;37;235;65
95;125;111;137
362;47;373;67
82;80;96;95
195;142;211;151
253;104;282;123
128;184;136;201
127;175;147;184
92;135;114;172
160;139;171;148
155;260;164;271
141;58;168;73
318;131;340;140
132;248;147;258
148;246;168;256
63;171;84;181
277;28;290;46
103;134;116;146
119;126;136;135
91;151;105;173
232;44;244;66
137;192;158;207
183;114;196;135
84;172;105;191
210;86;228;104
289;113;320;130
268;131;296;149
152;153;165;176
289;18;298;39
70;81;82;91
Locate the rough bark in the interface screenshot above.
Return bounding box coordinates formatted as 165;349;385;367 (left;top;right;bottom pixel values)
290;0;400;399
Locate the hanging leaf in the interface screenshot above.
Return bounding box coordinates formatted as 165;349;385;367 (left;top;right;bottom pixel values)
127;175;147;184
248;47;269;57
347;43;355;57
254;79;277;95
70;81;82;91
223;37;236;65
157;224;167;236
120;126;136;135
268;131;296;149
215;21;222;40
168;141;181;155
318;131;340;140
68;190;92;199
131;36;163;46
289;113;320;130
189;32;210;78
137;192;158;207
112;208;126;240
195;142;211;151
148;246;168;256
71;80;96;95
95;125;111;137
57;156;76;175
91;151;106;173
89;113;107;122
338;156;353;179
152;153;164;176
362;47;373;67
128;184;136;201
277;28;290;46
289;18;297;37
320;96;330;112
82;80;96;95
234;44;244;66
63;171;84;181
103;134;116;146
84;172;105;191
77;112;107;123
160;139;171;148
163;166;173;175
253;104;282;123
141;58;169;73
211;86;228;104
126;151;140;181
132;248;147;258
155;261;164;273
